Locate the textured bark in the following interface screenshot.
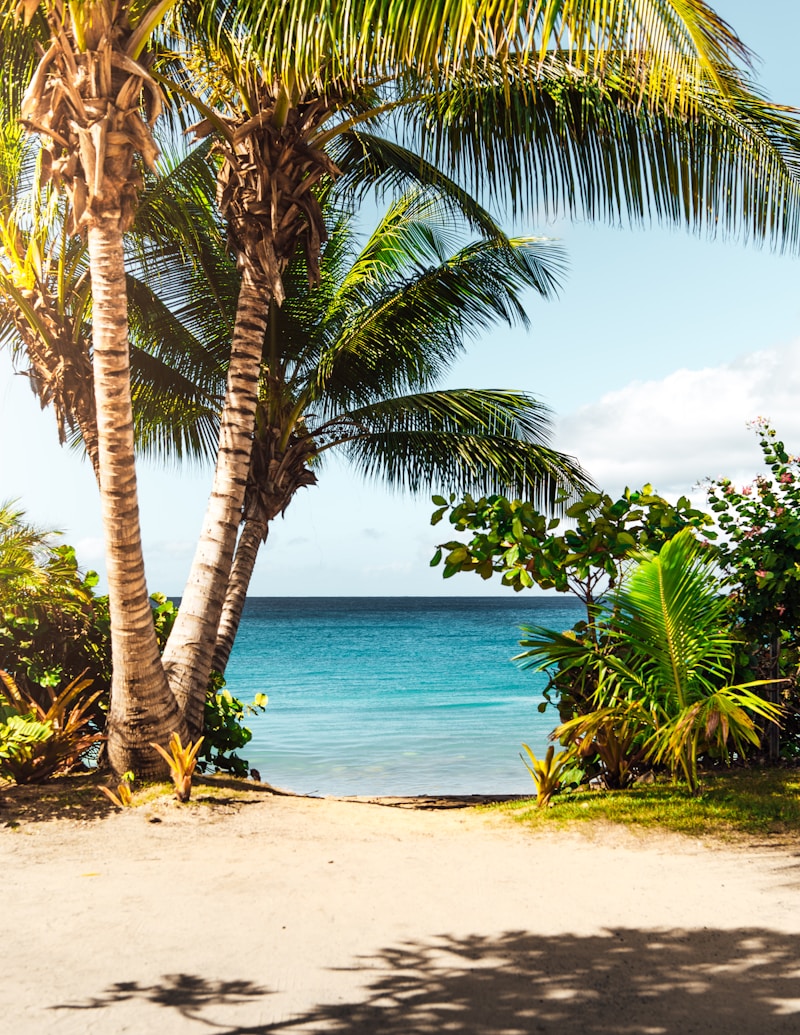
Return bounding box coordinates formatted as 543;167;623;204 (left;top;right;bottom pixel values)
88;213;187;777
212;516;268;676
161;270;271;734
212;423;318;674
165;93;337;729
18;5;184;777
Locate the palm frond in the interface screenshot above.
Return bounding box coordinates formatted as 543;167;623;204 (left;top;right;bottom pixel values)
411;57;800;244
330;131;512;240
226;0;750;103
317;388;589;505
126;272;225;464
310;232;566;410
130;138;222;264
611;530;737;708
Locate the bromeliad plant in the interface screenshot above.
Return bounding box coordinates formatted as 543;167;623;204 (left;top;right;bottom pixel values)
520;743;577;808
0;668;104;783
99;770;135;809
520;530;784;794
150;732;204;803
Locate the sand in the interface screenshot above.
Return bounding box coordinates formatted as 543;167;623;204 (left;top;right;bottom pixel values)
3;784;800;1034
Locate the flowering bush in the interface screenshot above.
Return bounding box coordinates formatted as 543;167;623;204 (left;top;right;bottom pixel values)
706;420;800;649
706;420;800;757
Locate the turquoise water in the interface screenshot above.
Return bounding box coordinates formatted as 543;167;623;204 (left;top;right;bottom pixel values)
224;596;584;796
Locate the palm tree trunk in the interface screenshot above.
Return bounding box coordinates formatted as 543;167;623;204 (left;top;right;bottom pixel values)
162;269;270;734
212;514;269;676
87;212;187;777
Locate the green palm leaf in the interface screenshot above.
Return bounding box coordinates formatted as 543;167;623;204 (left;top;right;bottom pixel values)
227;0;751;99
411;57;800;242
320;388;586;504
610;530;737;708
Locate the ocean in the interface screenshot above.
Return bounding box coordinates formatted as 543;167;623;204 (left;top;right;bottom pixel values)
223;596;584;797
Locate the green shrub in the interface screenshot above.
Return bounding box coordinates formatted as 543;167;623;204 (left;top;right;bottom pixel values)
0;669;104;783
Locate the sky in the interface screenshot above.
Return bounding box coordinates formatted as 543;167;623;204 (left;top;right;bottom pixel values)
2;0;800;597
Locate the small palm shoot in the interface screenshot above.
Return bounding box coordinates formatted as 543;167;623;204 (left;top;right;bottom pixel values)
521;743;575;808
150;733;204;802
99;771;135;809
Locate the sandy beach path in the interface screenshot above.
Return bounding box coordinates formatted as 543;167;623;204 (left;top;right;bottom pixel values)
4;789;800;1033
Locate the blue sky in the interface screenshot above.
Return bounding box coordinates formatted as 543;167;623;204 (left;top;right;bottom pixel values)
3;0;800;596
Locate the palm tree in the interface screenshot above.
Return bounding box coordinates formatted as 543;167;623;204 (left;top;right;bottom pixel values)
0;24;99;467
210;190;589;673
2;0;200;773
161;0;800;734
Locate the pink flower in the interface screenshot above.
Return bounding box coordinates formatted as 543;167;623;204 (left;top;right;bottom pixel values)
755;569;769;579
776;507;785;517
741;486;752;495
780;472;793;484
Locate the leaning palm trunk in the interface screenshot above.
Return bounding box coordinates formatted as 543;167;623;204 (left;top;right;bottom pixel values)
163;91;334;730
15;0;188;775
161;269;272;733
211;426;317;675
87;214;187;775
211;515;267;676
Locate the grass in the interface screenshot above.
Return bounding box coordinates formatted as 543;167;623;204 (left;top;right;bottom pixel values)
4;767;800;843
0;770;272;826
493;767;800;841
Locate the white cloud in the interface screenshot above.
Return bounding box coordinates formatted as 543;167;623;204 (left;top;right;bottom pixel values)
555;341;800;499
73;537;106;567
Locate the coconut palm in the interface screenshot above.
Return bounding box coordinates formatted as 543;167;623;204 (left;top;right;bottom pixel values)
161;0;800;733
0;0;210;772
209;190;589;673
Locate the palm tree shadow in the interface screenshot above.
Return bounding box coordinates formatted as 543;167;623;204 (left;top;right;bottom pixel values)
52;973;272;1025
51;926;800;1033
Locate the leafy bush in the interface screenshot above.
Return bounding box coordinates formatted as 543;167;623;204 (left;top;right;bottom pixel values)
0;712;53;781
200;680;268;777
433;487;716;786
533;532;782;792
706;420;800;758
0;502;110;708
433;479;795;790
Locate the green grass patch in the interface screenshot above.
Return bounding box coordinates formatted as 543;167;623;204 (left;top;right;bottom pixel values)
493;768;800;840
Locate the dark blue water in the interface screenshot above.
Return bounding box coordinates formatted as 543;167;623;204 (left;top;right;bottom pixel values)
224;596;584;796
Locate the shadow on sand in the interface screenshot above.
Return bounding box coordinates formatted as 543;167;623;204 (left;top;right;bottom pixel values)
51;925;800;1033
